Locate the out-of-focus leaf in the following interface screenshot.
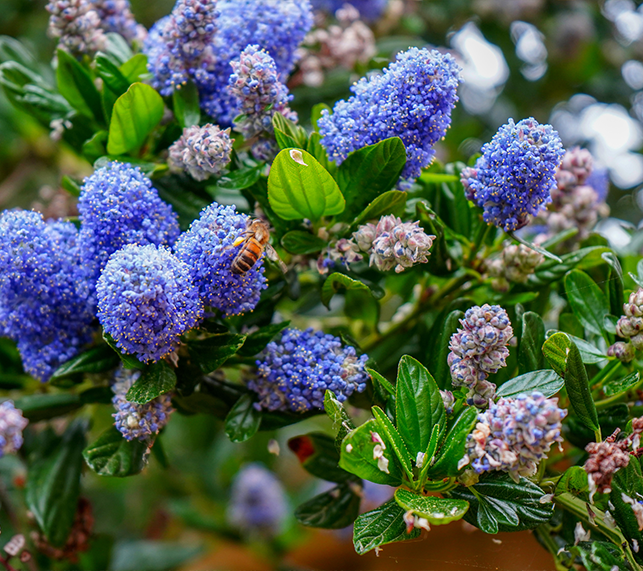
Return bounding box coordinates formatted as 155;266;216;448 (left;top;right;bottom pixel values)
295;483;361;529
224;393;261;443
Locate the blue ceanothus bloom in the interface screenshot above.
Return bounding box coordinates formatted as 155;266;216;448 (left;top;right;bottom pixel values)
310;0;388;21
248;328;369;412
174;202;267;317
97;244;203;363
318;47;462;184
78;161;180;286
461;117;565;232
0;210;95;381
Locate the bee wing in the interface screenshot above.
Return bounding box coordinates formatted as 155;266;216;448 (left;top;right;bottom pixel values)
265;244;288;274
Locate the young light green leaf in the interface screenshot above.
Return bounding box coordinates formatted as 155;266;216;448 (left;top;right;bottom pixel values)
350;190;408;228
224;394;261;443
394;489;469;525
564;270;610;337
372;406;414;483
321;273;371;308
126;361;177;404
83;426;149;477
496;370;564;399
353;499;420;555
295;483;361;529
267;148;345;221
120;53;148;83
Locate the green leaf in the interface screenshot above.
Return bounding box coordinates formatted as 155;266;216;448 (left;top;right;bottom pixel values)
82;130;108;162
610;460;643;564
349;190;407;229
172;80;200;128
428;310;464;390
564;333;608;365
372;406;414;482
272;112;308;148
224;394;261;443
394;489;468;525
61;175;82;197
236;322;289;357
325;390;355;449
26;420;87;547
426;407;478;480
187;333;246;374
311;102;331;130
111;540;201;571
107;82;164;155
507;231;561;263
321;273;370;308
51;344;120;379
214;166;262;190
603;371;641;397
564;270;610;337
267;148;345;221
339;419;404;486
530;246;611;287
419;172;459;184
603;251;625;317
56;49;103;121
288;432;353;483
336;137;407;221
83;426;149;477
15;393;82;422
120;54;148;83
448;473;553;533
368;368;395;397
496;370;564;399
554;466;589;501
103;32;133;64
353;499;420;555
295;483;361;529
543;332;599;433
417;424;441;484
281;230;327;255
95;53;130;96
126;361;177;404
103;331;145;369
573;541;629;571
518;312;546;374
395;356;445;456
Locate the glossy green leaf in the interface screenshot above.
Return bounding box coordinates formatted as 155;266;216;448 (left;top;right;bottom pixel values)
281;230;327;255
236;322;289;357
350;190;408;228
187;333;246;374
543;332;599;433
530;246;611;287
429;310;465;390
508;231;561;263
51;344;120;379
120;54;148;83
417;423;441;484
554;466;589;501
126;361;177;404
272;112;308;148
518;312;546;374
603;371;641;397
339;419;403;486
103;332;145;370
107;82;164;155
83;426;149;477
372;406;414;482
15;393;82;422
26;420;87;547
395;356;445;456
394;489;468;525
321;273;370;308
496;370;564;399
56;49;103;121
267;148;345;221
368;368;395;396
95;53;129;96
325;390;355;449
426;407;478;480
353;499;420;555
573;541;628;571
172;80;200;128
564;270;610;337
288;432;353;483
564;333;608;365
224;394;261;443
336;137;407;221
215;166;262;190
295;483;361;529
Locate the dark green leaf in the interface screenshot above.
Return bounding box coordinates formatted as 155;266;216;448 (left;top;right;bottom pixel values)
349;190;407;229
325;390;355;449
172;80;200;128
530;246;611;287
295;483;361;529
15;393;82;422
107;82;164;155
564;333;608;365
395;356;445;456
126;361;177;404
394;489;468;525
267;148;345;221
603;251;625;317
224;394;261;443
236;322;289;357
51;345;120;379
321;273;370;308
95;53;130;96
508;231;561;263
336;137;407;221
56;49;103;121
543;332;599;433
372;406;414;482
564;270;610;337
26;420;87;547
214;165;262;190
353;499;420;555
187;333;246;374
603;371;641;397
518;312;546;374
428;310;464;390
281;230;327;255
496;370;564;399
83;426;149;477
103;332;145;369
573;541;628;571
288;432;353;483
368;368;395;396
610;460;643;564
339;419;403;486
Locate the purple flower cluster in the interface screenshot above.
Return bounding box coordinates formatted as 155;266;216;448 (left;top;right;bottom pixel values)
46;0;106;57
227;463;288;536
174;203;267;317
352;215;435;273
0;402;28;457
465;392;567;479
318;47;462;183
448;305;513;407
78;162;180;286
169;124;234;180
97;244;203;363
461;118;564;232
0;210;94;381
112;366;174;441
613;288;643;359
92;0;146;43
248;327;369;412
311;0;388;21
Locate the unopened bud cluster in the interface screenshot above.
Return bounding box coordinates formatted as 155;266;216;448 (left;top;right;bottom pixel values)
448;305;513;407
46;0;106;57
610;287;643;361
488;244;543;290
168;124;234;181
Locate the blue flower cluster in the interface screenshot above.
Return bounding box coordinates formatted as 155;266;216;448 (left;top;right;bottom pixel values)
112;366;174;441
311;0;388;21
46;0;106;57
78;161;180;286
92;0;146;43
168;124;234;181
227;463;288;536
247;327;369;412
465;392;567;480
0;401;28;457
461;118;565;232
97;244;203;363
448;304;513;407
174;203;267;317
318;47;462;183
144;0;312;124
0;210;94;381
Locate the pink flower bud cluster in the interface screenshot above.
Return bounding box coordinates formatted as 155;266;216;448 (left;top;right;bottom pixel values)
169;124;234;181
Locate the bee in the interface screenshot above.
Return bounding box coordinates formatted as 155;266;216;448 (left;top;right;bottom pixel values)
231;219;287;275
